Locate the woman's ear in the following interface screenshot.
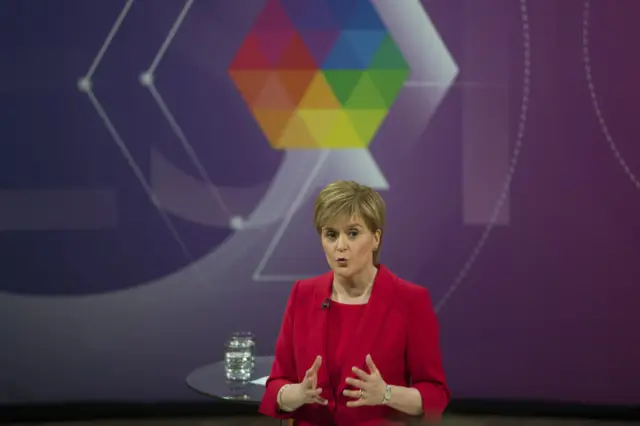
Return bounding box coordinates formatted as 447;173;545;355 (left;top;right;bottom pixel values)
373;229;382;250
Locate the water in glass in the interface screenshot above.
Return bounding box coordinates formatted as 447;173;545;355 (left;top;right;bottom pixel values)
224;332;255;381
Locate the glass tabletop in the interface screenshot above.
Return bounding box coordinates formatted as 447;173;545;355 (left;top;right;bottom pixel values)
186;355;274;404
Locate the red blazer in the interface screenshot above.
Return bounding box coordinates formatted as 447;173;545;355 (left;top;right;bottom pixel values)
259;265;450;425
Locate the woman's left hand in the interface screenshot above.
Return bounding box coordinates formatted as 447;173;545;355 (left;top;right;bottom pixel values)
343;354;387;407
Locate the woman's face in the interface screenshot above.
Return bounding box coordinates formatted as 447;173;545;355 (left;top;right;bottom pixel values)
320;215;380;279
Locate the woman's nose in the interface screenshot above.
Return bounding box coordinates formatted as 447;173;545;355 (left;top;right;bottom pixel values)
336;235;348;251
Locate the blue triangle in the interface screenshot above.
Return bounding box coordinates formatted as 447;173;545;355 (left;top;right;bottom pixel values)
326;0;358;28
345;0;385;30
322;32;367;70
340;30;387;68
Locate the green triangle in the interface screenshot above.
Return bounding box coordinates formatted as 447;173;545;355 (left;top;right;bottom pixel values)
322;70;362;106
369;35;409;70
367;70;409;108
345;109;388;145
344;72;387;109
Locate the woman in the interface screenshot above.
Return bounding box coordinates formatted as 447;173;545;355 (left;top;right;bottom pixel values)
259;181;450;425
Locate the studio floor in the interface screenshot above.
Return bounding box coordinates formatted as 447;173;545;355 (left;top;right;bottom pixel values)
11;416;637;426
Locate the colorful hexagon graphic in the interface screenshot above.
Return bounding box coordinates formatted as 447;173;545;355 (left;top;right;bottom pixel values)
228;0;410;150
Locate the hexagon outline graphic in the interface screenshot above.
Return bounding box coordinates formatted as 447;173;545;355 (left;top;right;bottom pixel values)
227;0;412;151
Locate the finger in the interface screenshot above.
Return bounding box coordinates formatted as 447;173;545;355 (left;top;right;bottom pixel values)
303;365;319;382
342;389;361;399
312;397;328;405
303;368;313;381
346;399;366;408
304;388;327;405
303;387;322;398
310;355;322;373
345;377;366;389
351;366;371;380
365;354;379;374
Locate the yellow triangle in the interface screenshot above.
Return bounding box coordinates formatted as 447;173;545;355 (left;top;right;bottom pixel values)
319;110;365;149
344;109;388;147
298;72;341;109
297;109;340;145
277;111;318;150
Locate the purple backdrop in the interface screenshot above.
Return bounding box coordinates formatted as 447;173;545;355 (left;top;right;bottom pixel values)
1;0;639;406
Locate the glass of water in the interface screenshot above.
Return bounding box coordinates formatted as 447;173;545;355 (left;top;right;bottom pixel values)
224;332;255;381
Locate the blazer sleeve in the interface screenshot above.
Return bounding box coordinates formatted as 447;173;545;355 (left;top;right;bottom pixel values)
259;281;300;419
406;286;451;421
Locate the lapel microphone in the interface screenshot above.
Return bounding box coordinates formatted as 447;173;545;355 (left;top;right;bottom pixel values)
321;298;331;310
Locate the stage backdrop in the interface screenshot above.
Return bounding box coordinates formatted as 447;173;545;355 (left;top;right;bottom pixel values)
1;0;639;406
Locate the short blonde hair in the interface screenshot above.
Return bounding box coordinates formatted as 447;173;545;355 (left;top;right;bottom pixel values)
313;180;386;264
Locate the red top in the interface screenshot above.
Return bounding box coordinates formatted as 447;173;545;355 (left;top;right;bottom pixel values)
260;265;450;426
326;301;367;389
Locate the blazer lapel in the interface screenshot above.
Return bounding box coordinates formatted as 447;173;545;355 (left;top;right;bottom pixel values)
338;265;395;394
307;271;333;388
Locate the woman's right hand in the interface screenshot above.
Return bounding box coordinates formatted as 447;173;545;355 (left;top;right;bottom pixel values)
282;355;327;409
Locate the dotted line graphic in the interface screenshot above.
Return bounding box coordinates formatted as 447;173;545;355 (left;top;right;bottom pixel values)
435;0;531;314
582;0;640;191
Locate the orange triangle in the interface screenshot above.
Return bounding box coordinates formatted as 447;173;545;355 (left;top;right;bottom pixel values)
298;72;341;109
253;72;295;109
252;109;294;148
229;70;271;106
277;111;319;150
277;70;316;106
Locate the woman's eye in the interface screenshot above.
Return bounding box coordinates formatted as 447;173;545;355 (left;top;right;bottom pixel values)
348;231;358;238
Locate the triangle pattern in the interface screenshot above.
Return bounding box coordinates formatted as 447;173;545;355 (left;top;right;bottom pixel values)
277;32;318;69
253;72;295;109
298;109;340;144
252;108;295;148
298;29;341;65
277;70;316;106
326;0;358;27
345;109;388;145
228;70;271;106
254;28;297;66
281;0;339;30
252;0;295;31
340;29;387;69
277;111;318;149
344;0;386;30
323;70;362;105
367;70;409;108
322;32;367;70
344;72;387;109
319;109;365;149
298;72;341;109
229;34;270;70
369;35;409;70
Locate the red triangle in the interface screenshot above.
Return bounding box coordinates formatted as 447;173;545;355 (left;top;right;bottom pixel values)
276;33;318;70
228;33;270;70
252;0;294;31
255;28;297;66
